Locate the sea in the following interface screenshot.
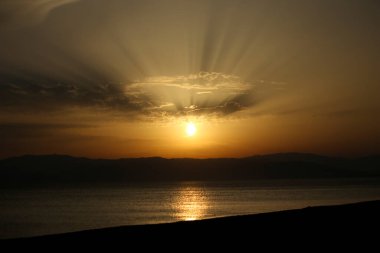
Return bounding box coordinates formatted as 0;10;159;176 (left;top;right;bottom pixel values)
1;178;380;239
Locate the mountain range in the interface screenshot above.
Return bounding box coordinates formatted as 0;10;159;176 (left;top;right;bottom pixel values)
0;153;379;186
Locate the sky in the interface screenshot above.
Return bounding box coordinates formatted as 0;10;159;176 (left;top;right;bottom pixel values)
0;0;379;158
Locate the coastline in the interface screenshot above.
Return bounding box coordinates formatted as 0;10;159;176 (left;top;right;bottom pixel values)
3;200;379;245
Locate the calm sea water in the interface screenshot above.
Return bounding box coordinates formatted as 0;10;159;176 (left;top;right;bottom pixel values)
1;178;380;239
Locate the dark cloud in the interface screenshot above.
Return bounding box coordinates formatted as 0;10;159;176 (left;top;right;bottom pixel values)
0;79;143;113
0;0;379;120
0;70;268;116
0;0;289;119
0;0;379;158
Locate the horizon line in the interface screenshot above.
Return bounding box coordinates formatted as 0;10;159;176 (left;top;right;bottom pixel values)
2;152;379;161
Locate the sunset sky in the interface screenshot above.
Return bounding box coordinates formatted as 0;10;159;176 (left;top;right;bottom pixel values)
0;0;379;158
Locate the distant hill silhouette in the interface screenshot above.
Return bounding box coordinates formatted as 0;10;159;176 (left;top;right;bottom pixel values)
0;153;379;186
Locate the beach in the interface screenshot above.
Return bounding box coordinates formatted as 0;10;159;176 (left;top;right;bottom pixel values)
3;200;379;247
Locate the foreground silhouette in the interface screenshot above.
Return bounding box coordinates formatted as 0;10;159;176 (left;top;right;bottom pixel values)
2;200;379;248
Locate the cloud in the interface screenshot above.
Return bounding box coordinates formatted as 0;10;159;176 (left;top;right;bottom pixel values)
0;68;284;119
0;0;289;120
0;75;145;113
0;0;78;29
124;72;258;117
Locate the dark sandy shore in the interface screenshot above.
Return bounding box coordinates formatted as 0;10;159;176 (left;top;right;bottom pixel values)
2;200;380;247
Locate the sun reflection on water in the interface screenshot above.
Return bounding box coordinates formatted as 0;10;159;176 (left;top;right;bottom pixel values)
172;184;209;221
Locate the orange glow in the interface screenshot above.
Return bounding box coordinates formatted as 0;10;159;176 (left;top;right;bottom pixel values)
0;1;380;159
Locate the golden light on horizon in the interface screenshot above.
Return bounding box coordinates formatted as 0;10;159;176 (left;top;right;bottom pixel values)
186;122;197;137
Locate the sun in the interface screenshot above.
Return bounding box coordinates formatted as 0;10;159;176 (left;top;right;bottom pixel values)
186;122;197;137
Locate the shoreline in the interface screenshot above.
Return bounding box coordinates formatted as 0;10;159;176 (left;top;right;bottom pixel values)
3;200;380;244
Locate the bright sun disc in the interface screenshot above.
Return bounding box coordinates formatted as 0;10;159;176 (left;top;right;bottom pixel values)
186;122;197;136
